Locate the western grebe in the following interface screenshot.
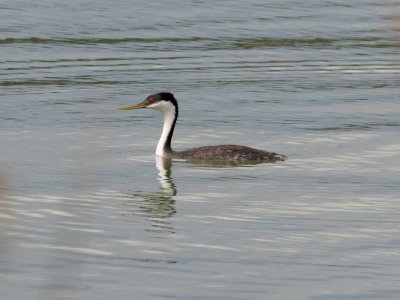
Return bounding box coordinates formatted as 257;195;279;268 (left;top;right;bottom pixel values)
118;92;287;162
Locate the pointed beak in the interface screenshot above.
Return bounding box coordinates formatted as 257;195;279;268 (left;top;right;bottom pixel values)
117;103;147;110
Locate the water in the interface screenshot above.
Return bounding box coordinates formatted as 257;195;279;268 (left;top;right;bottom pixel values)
1;0;400;299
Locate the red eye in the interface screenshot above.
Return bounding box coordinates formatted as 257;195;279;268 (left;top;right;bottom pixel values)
147;98;155;104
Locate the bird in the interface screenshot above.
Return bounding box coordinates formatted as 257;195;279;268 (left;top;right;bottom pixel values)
118;92;287;162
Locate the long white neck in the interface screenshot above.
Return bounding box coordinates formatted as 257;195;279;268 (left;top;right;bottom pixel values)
151;102;177;157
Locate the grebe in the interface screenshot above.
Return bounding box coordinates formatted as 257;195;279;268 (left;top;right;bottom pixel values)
118;92;287;162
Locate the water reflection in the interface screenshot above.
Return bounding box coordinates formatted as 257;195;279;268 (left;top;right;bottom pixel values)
181;158;276;167
125;157;177;220
0;172;7;202
0;172;9;255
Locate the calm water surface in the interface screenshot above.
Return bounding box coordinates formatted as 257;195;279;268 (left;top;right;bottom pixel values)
1;1;400;299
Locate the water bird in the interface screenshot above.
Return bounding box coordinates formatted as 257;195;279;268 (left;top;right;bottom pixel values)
118;92;287;162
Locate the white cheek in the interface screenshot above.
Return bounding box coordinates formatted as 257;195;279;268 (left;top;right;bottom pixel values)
148;101;174;114
147;102;159;109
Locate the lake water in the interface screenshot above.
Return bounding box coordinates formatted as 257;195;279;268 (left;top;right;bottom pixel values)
1;1;400;299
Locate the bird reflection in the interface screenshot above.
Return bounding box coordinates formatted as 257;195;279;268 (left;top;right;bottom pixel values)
138;157;176;219
155;156;177;197
125;156;177;221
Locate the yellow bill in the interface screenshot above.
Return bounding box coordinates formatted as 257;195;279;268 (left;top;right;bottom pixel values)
117;103;147;110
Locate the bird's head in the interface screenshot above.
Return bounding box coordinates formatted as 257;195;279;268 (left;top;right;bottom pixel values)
118;92;178;114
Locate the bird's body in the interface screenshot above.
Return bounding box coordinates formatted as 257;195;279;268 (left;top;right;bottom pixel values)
170;145;287;161
118;92;287;162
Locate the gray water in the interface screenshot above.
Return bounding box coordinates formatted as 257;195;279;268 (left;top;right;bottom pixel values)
1;1;400;299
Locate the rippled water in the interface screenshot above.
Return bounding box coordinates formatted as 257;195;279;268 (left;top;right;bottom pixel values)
1;1;400;299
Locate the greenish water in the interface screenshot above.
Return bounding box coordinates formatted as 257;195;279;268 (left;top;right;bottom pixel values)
1;1;400;299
